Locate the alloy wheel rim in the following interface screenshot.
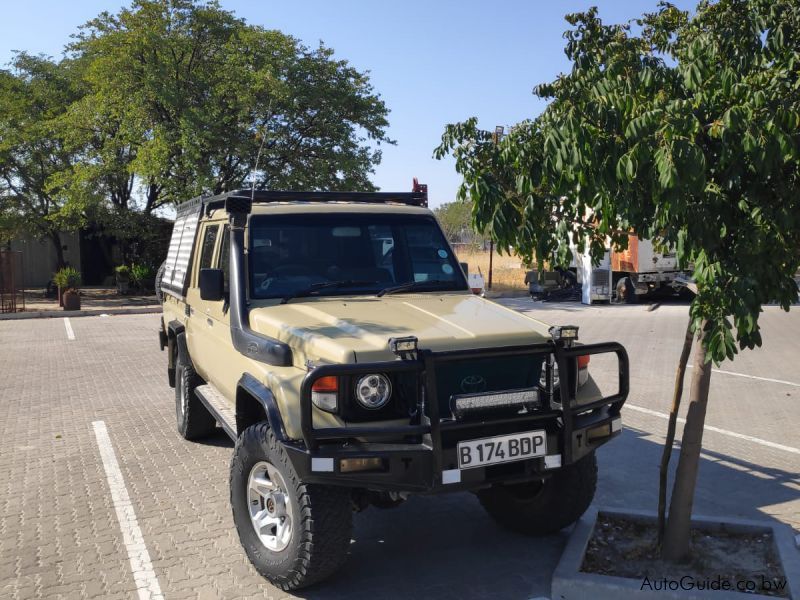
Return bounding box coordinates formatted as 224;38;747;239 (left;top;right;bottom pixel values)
247;461;293;552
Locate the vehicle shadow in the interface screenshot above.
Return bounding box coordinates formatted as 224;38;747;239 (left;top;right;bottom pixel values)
196;426;235;448
296;425;798;600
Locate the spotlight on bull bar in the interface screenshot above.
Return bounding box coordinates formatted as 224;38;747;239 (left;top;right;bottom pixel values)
389;336;419;359
549;325;579;341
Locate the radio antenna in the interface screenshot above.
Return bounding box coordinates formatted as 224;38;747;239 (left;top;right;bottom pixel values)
250;101;273;201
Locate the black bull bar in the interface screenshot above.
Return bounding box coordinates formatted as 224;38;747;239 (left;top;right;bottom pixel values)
290;340;628;491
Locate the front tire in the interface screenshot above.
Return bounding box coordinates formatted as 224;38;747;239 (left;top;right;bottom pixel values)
231;423;353;591
477;452;597;535
174;348;216;440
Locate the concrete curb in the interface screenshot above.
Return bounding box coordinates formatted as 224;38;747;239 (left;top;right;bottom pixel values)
0;306;160;321
484;290;530;299
552;508;800;600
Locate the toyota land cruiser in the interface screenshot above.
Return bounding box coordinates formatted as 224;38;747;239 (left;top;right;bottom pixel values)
157;187;628;590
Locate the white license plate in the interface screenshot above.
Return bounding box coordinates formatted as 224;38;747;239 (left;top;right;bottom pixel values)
457;430;547;470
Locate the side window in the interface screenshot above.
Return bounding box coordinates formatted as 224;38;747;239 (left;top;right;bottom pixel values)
218;226;230;293
198;224;219;271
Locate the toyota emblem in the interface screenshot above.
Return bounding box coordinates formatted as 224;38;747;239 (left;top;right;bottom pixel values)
460;375;487;393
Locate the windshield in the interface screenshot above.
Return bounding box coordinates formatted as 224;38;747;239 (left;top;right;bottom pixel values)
248;213;468;300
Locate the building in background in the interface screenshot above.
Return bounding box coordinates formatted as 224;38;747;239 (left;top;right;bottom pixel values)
7;220;172;287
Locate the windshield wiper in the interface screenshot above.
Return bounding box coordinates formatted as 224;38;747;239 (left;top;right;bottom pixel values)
280;280;379;304
377;280;454;297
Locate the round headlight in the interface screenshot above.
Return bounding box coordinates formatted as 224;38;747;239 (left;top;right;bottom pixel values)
355;374;392;410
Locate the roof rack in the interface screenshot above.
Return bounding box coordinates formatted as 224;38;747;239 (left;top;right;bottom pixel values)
178;189;425;218
175;179;429;218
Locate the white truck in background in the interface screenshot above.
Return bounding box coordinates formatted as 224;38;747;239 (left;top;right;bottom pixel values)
574;234;692;304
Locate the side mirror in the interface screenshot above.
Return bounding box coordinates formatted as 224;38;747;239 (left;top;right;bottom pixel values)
199;268;225;301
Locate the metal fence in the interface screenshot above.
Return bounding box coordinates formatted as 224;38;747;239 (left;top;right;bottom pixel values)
0;250;25;313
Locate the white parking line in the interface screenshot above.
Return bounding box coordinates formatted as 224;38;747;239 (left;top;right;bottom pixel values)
63;317;75;341
92;421;164;600
626;404;800;455
687;364;800;388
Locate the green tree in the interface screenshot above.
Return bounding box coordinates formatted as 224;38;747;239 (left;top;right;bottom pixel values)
0;53;87;267
2;0;393;268
436;0;800;561
67;0;393;211
434;200;481;244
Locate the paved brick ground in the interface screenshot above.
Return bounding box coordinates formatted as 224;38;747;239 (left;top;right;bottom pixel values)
0;305;797;599
0;315;561;599
507;301;800;532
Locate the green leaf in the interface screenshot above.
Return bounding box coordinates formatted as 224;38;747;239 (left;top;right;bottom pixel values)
626;154;636;180
655;145;677;189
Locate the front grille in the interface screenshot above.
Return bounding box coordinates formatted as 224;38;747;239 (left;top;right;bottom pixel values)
434;354;545;419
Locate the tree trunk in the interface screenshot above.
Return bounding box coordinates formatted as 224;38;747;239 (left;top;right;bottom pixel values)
144;182;161;214
657;319;694;546
50;231;65;270
662;322;713;561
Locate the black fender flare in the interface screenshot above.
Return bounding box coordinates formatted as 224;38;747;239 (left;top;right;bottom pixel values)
174;331;192;367
167;321;190;362
167;319;185;341
165;320;186;387
236;373;288;443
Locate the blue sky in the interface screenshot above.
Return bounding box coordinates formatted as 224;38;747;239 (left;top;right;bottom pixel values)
1;0;695;207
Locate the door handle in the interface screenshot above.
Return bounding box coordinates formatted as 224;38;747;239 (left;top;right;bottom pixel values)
206;318;213;327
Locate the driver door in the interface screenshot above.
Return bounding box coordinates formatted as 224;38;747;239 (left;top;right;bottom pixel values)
203;225;240;402
186;221;221;382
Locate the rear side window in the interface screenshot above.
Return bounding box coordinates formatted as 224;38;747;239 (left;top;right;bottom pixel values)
198;225;219;270
162;200;201;297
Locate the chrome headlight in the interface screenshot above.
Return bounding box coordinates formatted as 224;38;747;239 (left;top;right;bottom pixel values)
355;374;392;410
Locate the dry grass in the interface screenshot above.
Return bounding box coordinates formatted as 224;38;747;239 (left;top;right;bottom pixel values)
455;248;529;292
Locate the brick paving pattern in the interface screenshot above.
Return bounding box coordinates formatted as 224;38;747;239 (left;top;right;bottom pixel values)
0;315;561;599
0;306;797;599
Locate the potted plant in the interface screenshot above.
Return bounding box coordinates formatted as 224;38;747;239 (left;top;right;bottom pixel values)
436;0;800;595
130;263;153;294
54;267;81;311
52;267;70;307
115;264;130;294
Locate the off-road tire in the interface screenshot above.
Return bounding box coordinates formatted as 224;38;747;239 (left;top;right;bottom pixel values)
615;277;637;304
174;351;216;440
477;452;597;535
231;422;353;591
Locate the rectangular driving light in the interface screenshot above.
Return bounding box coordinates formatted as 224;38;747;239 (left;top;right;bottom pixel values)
451;388;539;420
587;423;612;441
389;336;419;359
549;325;579;341
339;457;386;473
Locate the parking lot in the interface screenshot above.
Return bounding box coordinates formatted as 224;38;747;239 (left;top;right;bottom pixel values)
1;301;798;600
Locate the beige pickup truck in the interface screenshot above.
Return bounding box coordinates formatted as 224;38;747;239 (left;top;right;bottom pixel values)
158;188;628;590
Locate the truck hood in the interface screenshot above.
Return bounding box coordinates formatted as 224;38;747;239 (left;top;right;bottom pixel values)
248;293;552;365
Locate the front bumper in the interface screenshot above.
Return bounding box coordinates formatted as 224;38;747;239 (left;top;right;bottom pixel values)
283;340;628;494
